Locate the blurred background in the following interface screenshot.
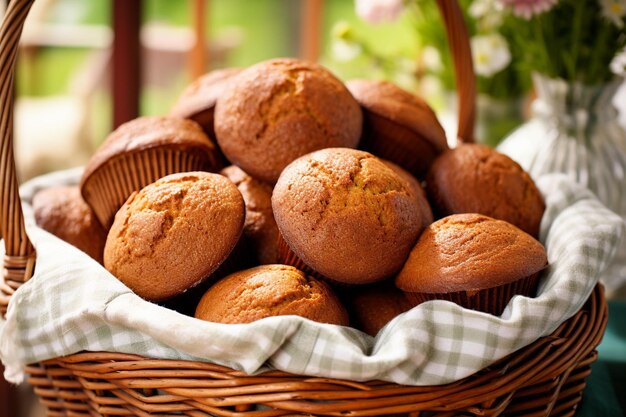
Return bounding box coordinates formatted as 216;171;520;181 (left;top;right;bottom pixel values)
1;1;626;416
5;0;626;182
5;0;435;182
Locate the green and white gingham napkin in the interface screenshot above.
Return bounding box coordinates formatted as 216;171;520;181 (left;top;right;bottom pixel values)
0;168;623;385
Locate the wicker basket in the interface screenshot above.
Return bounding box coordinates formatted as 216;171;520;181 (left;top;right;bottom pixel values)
0;0;608;416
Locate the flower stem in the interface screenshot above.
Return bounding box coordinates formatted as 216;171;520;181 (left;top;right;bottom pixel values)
568;0;585;81
589;22;610;84
534;14;551;77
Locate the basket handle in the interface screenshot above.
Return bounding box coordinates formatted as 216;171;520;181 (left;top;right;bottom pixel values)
436;0;476;144
0;0;36;317
0;0;476;316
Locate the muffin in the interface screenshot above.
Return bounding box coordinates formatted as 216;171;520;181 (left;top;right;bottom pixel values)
383;160;434;229
426;144;545;237
104;172;245;302
221;165;279;264
272;148;427;285
169;68;242;140
395;214;548;316
81;116;222;228
33;185;107;263
347;283;412;336
214;58;362;183
346;79;448;178
195;265;349;325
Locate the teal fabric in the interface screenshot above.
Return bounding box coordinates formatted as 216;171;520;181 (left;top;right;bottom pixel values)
597;301;626;363
577;300;626;416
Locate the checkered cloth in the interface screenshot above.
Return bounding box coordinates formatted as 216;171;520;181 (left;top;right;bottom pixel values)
0;168;622;385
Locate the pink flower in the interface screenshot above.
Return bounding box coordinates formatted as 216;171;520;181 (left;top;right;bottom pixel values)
355;0;405;24
497;0;559;19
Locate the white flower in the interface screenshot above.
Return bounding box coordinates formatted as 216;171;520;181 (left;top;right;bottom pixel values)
470;0;505;30
471;33;512;77
599;0;626;28
470;0;493;18
355;0;405;24
470;0;505;18
331;39;362;62
497;0;559;20
421;46;443;72
611;49;626;75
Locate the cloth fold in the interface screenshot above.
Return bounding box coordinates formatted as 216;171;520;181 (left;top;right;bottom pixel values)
0;169;622;386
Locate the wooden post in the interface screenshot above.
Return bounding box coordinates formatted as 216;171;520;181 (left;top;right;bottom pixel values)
300;0;323;62
189;0;208;80
112;0;141;129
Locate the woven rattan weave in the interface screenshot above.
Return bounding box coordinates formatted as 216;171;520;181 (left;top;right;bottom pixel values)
0;0;608;416
21;286;606;417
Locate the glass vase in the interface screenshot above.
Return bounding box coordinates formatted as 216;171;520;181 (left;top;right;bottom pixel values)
499;73;626;295
476;94;527;148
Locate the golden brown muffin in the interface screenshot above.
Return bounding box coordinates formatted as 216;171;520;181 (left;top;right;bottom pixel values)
347;283;412;336
169;68;242;140
383;160;434;229
195;265;349;325
395;213;548;315
104;172;245;302
214;58;363;183
426;144;545;237
33;185;107;263
272;148;427;285
346;79;448;178
160;237;253;317
220;165;278;264
81;116;222;228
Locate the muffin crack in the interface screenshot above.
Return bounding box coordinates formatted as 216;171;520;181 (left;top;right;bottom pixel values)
255;80;297;140
230;279;320;320
302;97;334;141
294;157;410;231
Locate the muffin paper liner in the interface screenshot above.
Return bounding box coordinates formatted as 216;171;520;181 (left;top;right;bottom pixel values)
404;272;541;316
277;233;326;281
82;147;220;229
278;233;389;287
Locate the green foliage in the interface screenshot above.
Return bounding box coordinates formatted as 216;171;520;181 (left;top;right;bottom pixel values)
17;48;90;97
505;0;626;84
321;1;421;84
411;0;529;98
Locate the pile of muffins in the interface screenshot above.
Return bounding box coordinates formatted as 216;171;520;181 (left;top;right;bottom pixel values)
33;58;548;336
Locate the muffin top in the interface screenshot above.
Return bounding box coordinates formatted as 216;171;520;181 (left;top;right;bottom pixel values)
33;185;107;263
214;58;363;183
169;68;242;119
346;79;448;153
104;172;245;302
82;116;218;183
383;160;434;229
220;165;279;264
395;214;548;293
195;265;349;325
272;148;426;284
426;144;545;237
